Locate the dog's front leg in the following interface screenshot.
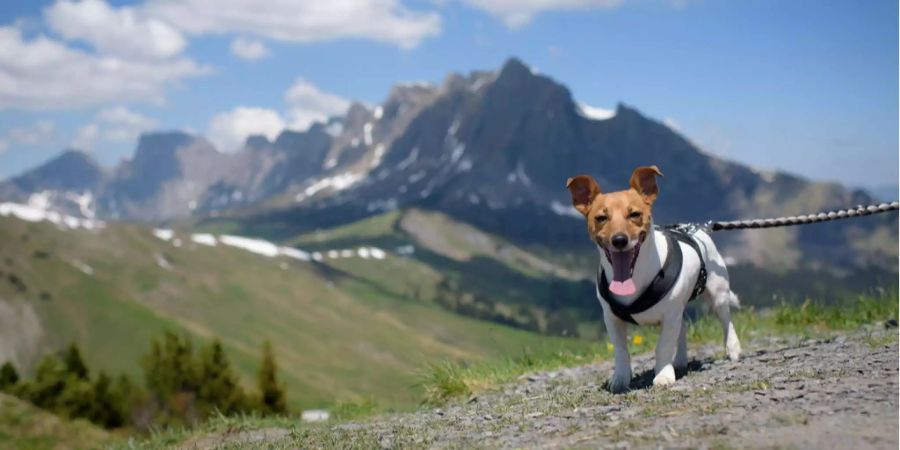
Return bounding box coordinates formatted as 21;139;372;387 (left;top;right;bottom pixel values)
603;310;632;393
653;312;684;387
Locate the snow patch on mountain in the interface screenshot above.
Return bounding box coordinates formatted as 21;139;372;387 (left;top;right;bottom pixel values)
190;233;217;246
370;144;387;168
69;260;94;276
153;229;174;241
295;171;365;202
280;246;310;261
550;200;582;219
515;161;532;187
397;147;419;171
0;201;105;230
577;103;616;121
363;122;374;146
220;235;281;257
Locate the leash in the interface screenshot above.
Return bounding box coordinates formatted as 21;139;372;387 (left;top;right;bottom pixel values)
678;201;900;232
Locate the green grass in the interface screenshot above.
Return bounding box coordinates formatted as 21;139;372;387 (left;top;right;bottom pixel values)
0;216;595;413
0;393;113;450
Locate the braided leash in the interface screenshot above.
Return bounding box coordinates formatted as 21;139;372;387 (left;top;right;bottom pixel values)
689;201;899;232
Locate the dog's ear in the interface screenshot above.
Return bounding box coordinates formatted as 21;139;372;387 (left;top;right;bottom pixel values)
566;175;601;216
630;166;663;204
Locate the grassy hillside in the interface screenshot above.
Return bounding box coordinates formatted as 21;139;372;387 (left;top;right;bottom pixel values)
0;215;595;411
0;393;112;450
287;208;602;337
283;208;897;335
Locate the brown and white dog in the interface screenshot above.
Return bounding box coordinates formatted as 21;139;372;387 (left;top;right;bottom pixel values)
567;166;741;392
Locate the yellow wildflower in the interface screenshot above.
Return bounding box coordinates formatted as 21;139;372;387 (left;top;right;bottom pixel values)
632;335;644;345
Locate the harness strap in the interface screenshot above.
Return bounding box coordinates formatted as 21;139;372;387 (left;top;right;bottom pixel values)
597;229;707;324
667;228;708;300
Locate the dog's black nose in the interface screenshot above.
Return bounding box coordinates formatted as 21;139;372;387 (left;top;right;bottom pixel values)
611;233;629;250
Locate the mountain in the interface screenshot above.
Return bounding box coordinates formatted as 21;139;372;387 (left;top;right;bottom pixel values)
4;149;104;195
201;58;897;271
863;184;898;203
0;149;105;218
1;58;896;270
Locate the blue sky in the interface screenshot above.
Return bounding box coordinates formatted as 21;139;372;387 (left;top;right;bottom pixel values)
0;0;896;190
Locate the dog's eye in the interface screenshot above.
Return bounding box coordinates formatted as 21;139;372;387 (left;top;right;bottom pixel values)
594;215;608;224
628;211;642;219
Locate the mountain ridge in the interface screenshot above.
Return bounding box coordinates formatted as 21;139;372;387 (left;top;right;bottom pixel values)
1;57;895;270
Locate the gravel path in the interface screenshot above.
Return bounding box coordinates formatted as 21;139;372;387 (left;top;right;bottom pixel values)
186;328;898;449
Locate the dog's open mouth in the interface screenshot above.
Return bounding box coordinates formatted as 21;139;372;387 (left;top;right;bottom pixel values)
603;240;642;296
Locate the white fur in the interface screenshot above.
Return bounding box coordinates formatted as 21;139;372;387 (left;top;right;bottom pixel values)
597;226;742;393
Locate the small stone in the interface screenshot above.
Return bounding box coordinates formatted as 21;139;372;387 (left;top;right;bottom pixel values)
483;414;493;421
885;318;898;328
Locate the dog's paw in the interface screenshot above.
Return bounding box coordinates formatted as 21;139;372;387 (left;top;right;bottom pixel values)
726;338;742;362
652;365;676;387
608;368;632;393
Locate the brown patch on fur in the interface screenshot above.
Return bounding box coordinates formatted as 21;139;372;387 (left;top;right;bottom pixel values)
566;166;664;247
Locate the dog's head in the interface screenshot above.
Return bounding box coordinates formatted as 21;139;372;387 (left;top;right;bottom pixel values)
566;166;663;296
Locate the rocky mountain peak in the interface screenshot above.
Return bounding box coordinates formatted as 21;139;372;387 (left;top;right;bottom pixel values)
9;149;104;194
245;134;271;149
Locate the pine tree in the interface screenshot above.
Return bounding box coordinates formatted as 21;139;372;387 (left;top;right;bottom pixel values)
58;376;94;419
197;340;248;415
89;371;127;428
62;343;89;380
142;331;201;424
0;362;19;392
143;331;199;396
256;340;286;414
27;354;68;411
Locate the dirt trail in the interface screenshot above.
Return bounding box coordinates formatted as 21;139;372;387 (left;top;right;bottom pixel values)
187;328;899;449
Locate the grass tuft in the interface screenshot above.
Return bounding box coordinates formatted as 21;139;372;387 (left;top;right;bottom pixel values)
417;361;472;404
416;342;610;405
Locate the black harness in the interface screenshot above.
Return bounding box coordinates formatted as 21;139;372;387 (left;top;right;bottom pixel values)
596;226;707;324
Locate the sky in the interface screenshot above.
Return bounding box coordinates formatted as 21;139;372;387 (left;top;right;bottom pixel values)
0;0;896;190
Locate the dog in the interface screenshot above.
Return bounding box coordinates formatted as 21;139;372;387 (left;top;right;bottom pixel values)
566;166;742;393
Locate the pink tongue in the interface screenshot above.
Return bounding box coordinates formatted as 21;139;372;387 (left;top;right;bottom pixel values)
610;279;636;296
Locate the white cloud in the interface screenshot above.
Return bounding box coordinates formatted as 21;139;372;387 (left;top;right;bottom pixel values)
205;79;350;151
284;78;350;130
7;121;57;145
98;106;158;129
144;0;441;49
461;0;623;27
70;107;158;150
45;0;186;60
0;26;209;109
72;123;100;150
97;106;158;143
0;139;8;153
207;107;286;152
230;37;269;60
